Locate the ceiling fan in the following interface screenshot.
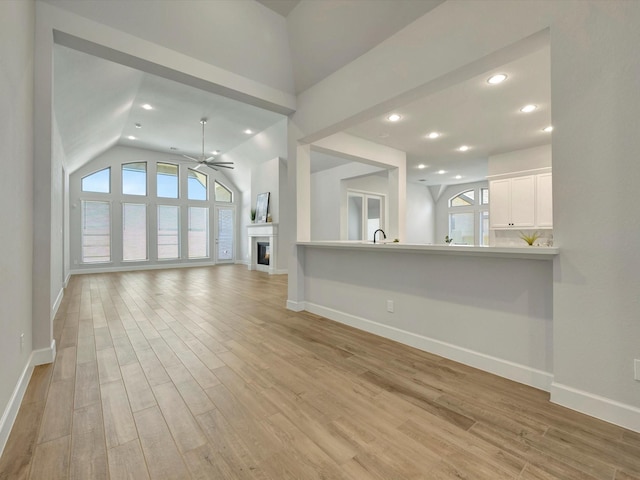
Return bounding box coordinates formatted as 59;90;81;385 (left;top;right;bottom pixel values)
182;118;234;170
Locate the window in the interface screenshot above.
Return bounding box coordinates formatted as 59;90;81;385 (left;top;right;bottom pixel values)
214;181;233;202
122;203;147;261
81;168;110;193
481;187;489;205
81;200;110;263
347;192;384;241
122;162;147;196
188;206;209;258
450;189;474;207
447;185;489;246
188;169;207;200
157;163;178;198
158;205;180;260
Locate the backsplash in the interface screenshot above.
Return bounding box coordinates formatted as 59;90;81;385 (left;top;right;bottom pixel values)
492;229;554;247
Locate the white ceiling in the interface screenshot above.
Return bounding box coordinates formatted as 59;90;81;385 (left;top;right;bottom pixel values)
54;45;285;174
286;0;444;93
51;0;550;190
345;45;551;186
256;0;301;17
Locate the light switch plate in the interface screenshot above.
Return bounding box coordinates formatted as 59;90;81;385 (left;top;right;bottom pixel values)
386;300;394;313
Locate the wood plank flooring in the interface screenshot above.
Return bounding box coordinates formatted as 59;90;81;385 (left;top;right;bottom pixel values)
1;265;639;479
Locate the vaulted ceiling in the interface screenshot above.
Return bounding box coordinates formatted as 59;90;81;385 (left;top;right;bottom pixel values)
49;0;550;189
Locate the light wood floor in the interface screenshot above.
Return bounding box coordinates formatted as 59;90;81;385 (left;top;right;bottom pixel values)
1;265;639;479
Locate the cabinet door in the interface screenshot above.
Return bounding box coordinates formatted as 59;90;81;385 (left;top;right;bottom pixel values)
489;179;512;228
510;176;536;227
536;173;553;227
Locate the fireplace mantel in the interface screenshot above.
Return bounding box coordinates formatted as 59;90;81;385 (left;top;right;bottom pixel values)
247;223;278;274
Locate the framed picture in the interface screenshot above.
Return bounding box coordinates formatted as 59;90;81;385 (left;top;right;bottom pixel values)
255;192;270;223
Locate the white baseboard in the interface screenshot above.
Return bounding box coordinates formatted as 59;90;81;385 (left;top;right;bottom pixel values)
70;260;217;275
305;302;553;392
52;287;64;319
551;382;640;433
0;339;57;457
286;300;306;312
32;339;56;366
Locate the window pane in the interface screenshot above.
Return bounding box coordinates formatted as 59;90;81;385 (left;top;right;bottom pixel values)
480;210;489;246
157;163;178;198
122;162;147;196
481;188;489;205
122;203;147;261
450;189;475;207
188;206;209;258
188;169;207;200
82;168;110;193
449;212;474;245
217;208;234;261
214;181;232;202
82;200;110;263
158;205;180;260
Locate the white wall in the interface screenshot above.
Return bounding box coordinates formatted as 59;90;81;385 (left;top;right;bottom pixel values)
310;162;385;240
51;117;66;312
488;144;551;176
405;183;435;244
303;247;554;390
42;0;294;95
290;1;640;431
0;0;35;454
223;119;288;266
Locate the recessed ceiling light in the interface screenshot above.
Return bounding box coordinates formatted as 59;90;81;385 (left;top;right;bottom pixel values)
437;170;446;174
543;125;553;132
520;104;537;113
419;179;426;182
487;73;508;85
387;113;402;122
142;104;153;110
455;175;462;180
426;132;441;139
244;129;253;134
418;164;426;169
458;145;470;152
170;147;177;150
135;123;142;129
127;136;136;140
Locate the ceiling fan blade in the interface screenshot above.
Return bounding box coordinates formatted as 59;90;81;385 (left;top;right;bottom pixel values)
182;154;198;162
209;164;234;169
208;162;234;165
205;156;214;162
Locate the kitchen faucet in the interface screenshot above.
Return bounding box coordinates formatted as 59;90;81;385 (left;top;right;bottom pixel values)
373;229;386;244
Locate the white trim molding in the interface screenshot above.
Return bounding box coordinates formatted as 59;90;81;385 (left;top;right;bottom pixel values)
0;339;56;457
551;382;640;433
286;300;306;312
305;302;554;392
52;287;64;319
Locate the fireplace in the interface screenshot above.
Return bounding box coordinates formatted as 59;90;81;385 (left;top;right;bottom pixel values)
257;242;270;266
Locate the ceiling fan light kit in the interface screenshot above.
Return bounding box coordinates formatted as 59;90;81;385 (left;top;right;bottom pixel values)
182;118;235;170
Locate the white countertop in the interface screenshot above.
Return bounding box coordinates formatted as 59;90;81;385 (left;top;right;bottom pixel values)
297;241;559;260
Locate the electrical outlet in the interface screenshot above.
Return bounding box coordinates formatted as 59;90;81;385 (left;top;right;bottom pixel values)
386;300;394;313
635;359;640;381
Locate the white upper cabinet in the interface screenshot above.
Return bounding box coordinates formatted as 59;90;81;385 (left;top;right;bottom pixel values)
489;172;552;229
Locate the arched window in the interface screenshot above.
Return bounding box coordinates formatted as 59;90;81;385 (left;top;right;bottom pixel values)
447;186;489;246
81;167;110;193
449;189;474;207
214;181;233;202
188;169;208;200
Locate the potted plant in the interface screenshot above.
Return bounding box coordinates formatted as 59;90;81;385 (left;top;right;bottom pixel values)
250;208;256;223
519;230;541;246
